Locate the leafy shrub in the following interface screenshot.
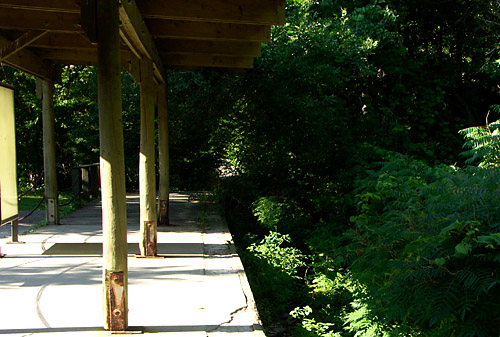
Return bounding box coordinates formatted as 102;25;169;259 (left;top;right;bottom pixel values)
240;232;308;326
252;197;289;230
249;231;307;278
290;306;340;337
297;271;365;337
252;196;315;245
460;112;500;168
343;154;500;336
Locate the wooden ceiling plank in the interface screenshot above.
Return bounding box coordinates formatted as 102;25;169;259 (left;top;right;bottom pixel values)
30;33;95;49
0;0;79;13
0;1;283;72
162;54;253;69
34;48;96;64
35;44;256;70
156;39;261;57
34;48;137;62
33;47;140;74
148;19;271;42
36;48;256;71
0;30;48;59
0;0;287;26
0;9;81;33
0;35;53;79
136;0;285;25
118;0;166;83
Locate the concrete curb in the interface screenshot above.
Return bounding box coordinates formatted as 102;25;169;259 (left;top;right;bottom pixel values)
202;213;266;337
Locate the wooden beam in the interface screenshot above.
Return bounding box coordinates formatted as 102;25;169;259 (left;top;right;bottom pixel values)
30;33;95;49
139;58;157;256
118;0;166;84
41;78;59;225
35;39;262;61
34;48;131;62
0;0;79;13
148;19;271;42
34;44;259;70
0;35;53;79
0;0;287;25
157;82;170;226
32;47;142;78
156;39;261;57
34;48;98;63
122;52;141;83
97;0;128;331
0;9;81;33
0;31;48;59
136;0;286;25
163;54;254;69
80;0;97;43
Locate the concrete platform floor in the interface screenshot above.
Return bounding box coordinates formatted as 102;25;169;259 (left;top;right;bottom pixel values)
0;193;264;337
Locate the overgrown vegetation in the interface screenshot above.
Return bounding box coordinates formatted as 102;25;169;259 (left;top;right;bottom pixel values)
210;1;500;336
5;0;500;335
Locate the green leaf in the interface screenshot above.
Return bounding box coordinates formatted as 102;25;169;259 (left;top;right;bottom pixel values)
441;222;457;235
455;242;472;256
435;257;446;266
490;233;500;245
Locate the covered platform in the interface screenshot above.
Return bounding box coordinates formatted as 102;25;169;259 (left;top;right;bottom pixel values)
0;0;285;331
0;193;263;336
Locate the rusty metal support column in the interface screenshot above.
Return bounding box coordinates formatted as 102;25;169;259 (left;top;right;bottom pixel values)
41;79;59;225
139;58;157;256
97;0;128;331
157;82;170;226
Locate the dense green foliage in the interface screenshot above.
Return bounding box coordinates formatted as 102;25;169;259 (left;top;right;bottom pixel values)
6;0;500;335
460;107;500;168
1;66;140;189
208;1;500;336
343;155;500;336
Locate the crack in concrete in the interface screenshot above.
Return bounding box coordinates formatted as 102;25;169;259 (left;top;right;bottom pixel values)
207;253;252;334
202;214;264;335
207;303;249;333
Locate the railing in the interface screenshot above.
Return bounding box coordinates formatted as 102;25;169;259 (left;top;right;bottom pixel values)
2;171;44;243
71;163;100;201
0;164;100;247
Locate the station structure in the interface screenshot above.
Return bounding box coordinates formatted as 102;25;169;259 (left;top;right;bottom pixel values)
0;0;285;331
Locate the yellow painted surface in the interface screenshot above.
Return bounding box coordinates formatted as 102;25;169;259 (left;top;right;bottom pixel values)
0;84;18;224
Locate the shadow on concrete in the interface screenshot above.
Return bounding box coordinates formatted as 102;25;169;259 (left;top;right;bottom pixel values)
41;242;204;256
0;324;258;334
0;263;228;287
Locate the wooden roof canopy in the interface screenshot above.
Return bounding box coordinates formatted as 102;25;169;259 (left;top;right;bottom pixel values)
0;0;286;82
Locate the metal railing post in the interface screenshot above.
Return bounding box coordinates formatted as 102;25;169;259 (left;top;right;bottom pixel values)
10;219;18;243
71;167;81;200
